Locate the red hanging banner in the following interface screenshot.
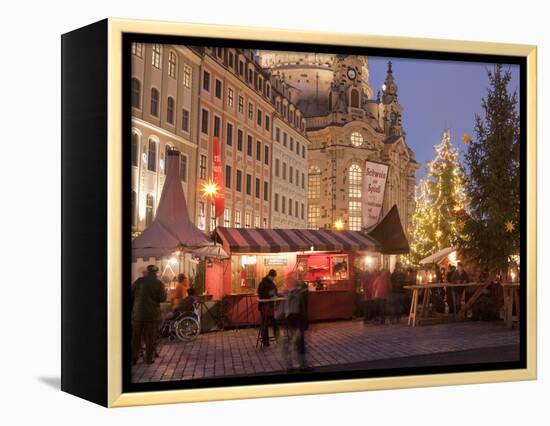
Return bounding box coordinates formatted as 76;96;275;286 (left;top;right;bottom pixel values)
212;136;225;218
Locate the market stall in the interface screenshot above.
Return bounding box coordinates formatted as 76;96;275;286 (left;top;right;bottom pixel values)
206;227;381;324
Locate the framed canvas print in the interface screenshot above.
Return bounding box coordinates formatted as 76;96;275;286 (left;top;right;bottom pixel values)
61;18;537;407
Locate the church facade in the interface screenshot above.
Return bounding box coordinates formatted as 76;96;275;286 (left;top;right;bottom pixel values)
259;52;419;233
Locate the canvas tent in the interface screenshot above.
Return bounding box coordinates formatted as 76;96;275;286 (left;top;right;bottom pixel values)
132;149;226;261
366;205;410;254
419;246;456;265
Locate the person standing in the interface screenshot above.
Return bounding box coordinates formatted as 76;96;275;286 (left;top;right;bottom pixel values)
389;262;406;323
283;276;311;372
131;265;167;365
171;273;189;311
257;269;280;347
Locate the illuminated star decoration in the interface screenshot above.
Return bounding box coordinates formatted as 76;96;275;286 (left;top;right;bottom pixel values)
200;179;221;199
504;220;515;233
435;230;443;238
462;133;471;144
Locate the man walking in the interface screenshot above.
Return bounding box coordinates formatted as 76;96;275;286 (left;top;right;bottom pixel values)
131;265;167;365
283;276;311;372
257;269;279;347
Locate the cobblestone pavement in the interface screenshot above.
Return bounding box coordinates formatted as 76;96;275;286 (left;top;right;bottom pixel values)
131;319;520;383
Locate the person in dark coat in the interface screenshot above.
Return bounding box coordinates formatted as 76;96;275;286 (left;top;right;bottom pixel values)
389;263;407;322
257;269;279;346
131;265;167;365
283;276;311;372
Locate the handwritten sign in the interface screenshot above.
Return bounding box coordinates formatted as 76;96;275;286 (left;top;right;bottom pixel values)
362;161;389;229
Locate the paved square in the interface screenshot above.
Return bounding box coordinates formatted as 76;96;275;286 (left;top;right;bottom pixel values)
131;320;519;383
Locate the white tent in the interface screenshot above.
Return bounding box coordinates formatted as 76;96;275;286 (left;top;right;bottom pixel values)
419;246;456;265
132;149;221;261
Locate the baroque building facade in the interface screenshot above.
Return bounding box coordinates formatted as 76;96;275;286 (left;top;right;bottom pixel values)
259;52;418;233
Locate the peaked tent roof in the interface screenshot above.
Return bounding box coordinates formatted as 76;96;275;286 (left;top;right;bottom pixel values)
366;204;410;254
419;246;456;265
132;150;213;260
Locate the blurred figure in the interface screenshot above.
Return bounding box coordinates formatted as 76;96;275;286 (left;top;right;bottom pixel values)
389;262;406;323
371;267;391;324
131;265;167;365
283;275;311;372
257;269;279;347
171;273;189;311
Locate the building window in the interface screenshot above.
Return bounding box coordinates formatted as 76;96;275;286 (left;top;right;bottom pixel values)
132;42;143;57
296;141;300;155
226;123;233;146
302;172;305;189
274;193;279;212
248;68;253;83
199;155;207;179
238;96;244;113
247;135;252;156
235;210;241;227
181;109;190;132
254;215;260;228
301;203;305;220
203;70;210;91
266;84;270;98
276;127;280;142
225;165;232;188
131;78;141;108
248;103;254;120
131;190;137;228
214;116;221;137
245;212;251;228
289;166;294;184
265;116;270;131
183;64;192;88
255;178;260;198
350;89;359;108
290;137;294;152
256;141;261;161
302;146;306;158
239;60;244;76
237;129;243;151
348;164;362;198
150;88;159;116
308;205;320;229
236;170;242;192
263;182;268;201
164;145;172;175
275;159;280;177
349;201;362;231
283;132;287;147
350;131;363;147
228;88;234;106
198;202;206;230
180;155;187;182
282;162;287;180
257;109;262;126
131;132;139;167
201;109;209;134
228;52;234;68
151;44;161;69
215;79;222;99
295;201;299;218
296;169;299;186
210;205;216;232
166;97;175;124
264;146;269;165
168;51;177;78
282;196;286;214
246;174;252;195
224;208;231;227
147;139;157;172
308;166;321;198
289;198;293;216
145;194;154;226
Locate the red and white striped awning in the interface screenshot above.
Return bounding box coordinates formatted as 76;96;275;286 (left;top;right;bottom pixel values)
214;227;381;254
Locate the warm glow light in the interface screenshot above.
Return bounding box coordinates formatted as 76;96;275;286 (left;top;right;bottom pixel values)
511;271;516;281
364;256;373;266
435;230;443;238
448;250;458;267
334;219;344;230
169;257;178;265
201;179;221;199
453;204;462;212
241;255;257;267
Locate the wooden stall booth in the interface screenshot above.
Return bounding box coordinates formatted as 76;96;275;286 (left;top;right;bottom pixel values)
205;227;381;326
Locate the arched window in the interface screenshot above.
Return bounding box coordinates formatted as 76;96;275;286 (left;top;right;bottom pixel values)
131;190;137;228
131;78;141;108
168;51;177;78
147;139;157;172
151;44;161;69
350;131;363;147
164;145;172;175
308;166;321;199
166;97;175;124
150;88;159;117
348;164;362;230
350;89;360;108
145;194;154;226
131;131;139;167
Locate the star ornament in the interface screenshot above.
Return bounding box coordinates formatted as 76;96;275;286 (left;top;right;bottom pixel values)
504;220;515;233
462;133;471;144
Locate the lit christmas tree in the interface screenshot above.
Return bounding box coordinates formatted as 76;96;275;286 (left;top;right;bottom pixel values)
460;64;520;274
404;130;467;265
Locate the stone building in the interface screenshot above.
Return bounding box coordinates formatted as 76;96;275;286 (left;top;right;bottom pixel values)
259;52;418;233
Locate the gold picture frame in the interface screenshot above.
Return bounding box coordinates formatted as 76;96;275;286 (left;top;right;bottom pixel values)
61;18;537;407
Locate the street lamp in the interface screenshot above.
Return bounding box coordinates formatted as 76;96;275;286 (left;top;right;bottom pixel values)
334;219;344;230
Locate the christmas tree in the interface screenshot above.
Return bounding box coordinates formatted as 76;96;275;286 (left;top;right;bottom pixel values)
405;130;467;266
460;64;520;274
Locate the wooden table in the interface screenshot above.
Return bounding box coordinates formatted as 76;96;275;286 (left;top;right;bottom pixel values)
404;282;490;327
501;282;520;327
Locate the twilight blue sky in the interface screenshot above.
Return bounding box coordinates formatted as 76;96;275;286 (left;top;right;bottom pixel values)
368;57;520;181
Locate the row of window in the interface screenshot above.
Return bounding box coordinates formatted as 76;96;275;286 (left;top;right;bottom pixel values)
274;159;306;189
132;132;188;182
274;97;306;131
273;194;306;220
130;191;155;228
132;43;192;84
222;208;268;229
275;127;307;159
223;165;270;201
